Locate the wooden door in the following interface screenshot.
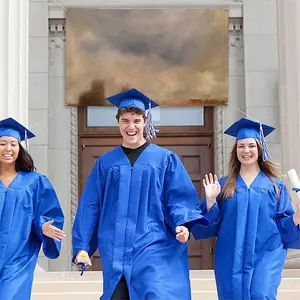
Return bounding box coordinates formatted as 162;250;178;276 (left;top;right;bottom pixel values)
78;107;215;270
157;141;214;269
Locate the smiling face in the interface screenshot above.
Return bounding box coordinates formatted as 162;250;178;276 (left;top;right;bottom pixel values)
118;111;146;148
236;138;259;166
0;136;20;166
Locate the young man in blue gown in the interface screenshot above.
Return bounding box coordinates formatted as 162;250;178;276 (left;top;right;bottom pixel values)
72;88;211;300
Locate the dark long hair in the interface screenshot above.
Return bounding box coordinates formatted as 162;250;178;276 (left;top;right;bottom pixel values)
220;139;280;200
15;143;36;172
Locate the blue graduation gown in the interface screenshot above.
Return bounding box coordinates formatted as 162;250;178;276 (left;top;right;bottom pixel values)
191;171;300;300
0;171;64;300
72;144;208;300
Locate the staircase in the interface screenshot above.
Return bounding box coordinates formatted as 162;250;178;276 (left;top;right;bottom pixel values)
32;270;300;300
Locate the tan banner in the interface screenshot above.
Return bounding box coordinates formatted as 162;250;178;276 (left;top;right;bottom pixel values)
66;8;228;106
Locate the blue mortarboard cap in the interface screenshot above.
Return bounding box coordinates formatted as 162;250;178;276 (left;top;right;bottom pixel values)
0;117;35;142
224;118;275;140
224;118;275;161
106;88;159;111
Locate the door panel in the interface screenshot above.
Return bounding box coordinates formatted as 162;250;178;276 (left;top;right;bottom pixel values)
161;143;214;269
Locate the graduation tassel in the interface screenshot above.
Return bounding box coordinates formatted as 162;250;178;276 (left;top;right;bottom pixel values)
25;129;28;151
77;262;87;276
145;100;158;139
259;123;272;161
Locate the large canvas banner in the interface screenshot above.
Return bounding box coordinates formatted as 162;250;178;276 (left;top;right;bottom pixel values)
66;8;228;106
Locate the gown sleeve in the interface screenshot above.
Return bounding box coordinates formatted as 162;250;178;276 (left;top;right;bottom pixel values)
276;182;300;249
163;152;209;233
189;198;221;240
32;175;64;259
72;158;103;260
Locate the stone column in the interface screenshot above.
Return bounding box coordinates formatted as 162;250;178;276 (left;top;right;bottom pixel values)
0;0;29;126
0;0;9;116
243;0;281;164
277;0;300;268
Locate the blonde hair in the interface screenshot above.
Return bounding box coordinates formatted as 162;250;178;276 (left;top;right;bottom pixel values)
220;139;280;200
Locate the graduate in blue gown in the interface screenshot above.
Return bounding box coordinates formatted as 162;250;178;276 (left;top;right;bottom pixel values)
72;88;210;300
191;118;300;300
0;118;65;300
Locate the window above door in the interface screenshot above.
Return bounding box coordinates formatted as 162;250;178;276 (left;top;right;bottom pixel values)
87;106;204;127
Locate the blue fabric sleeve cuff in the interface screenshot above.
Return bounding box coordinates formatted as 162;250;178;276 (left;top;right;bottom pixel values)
42;234;61;259
36;218;62;259
176;211;210;229
204;202;220;225
281;215;300;231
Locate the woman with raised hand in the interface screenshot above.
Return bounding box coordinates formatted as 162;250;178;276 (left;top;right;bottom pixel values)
192;118;300;300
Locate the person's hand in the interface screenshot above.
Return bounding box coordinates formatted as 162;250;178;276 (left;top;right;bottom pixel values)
293;202;300;226
42;220;66;242
175;226;189;243
203;173;221;210
75;250;92;271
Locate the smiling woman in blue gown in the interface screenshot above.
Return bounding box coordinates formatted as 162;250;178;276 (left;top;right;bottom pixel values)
0;117;65;300
192;118;300;300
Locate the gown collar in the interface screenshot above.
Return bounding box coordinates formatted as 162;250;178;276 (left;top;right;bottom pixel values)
118;143;154;166
237;170;263;189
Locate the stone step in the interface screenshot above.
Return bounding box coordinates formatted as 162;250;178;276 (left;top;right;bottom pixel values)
30;290;300;300
32;279;215;293
33;270;215;282
32;277;300;293
32;270;300;300
33;269;300;281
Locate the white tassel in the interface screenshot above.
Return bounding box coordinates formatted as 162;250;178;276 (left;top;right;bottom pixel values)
25;130;29;151
145;100;159;139
259;123;272;161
